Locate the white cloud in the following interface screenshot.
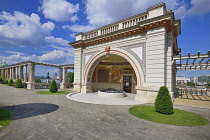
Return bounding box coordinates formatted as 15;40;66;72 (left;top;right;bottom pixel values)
38;50;70;63
62;24;95;33
187;0;210;16
45;36;69;46
4;51;25;55
64;0;187;36
0;11;55;48
174;5;188;20
49;45;74;54
84;0;187;27
4;49;74;65
40;0;79;22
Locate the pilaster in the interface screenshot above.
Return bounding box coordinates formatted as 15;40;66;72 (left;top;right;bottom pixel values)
73;47;83;92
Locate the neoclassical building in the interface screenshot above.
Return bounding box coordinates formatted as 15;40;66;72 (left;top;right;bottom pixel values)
69;3;181;102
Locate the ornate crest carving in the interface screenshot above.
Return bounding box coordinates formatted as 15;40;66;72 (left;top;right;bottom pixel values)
105;46;111;54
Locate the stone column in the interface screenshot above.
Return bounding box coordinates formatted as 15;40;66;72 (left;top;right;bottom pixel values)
19;65;23;80
2;69;5;78
59;67;63;83
7;68;9;80
12;67;15;80
0;69;3;77
4;69;6;78
16;66;19;80
10;67;12;80
27;63;35;89
24;65;28;82
60;67;67;89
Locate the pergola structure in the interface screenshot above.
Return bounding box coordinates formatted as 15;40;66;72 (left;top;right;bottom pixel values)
173;50;210;70
0;61;74;89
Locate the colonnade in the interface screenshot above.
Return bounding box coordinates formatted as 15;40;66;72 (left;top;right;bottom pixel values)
0;63;34;89
0;65;30;82
0;61;73;89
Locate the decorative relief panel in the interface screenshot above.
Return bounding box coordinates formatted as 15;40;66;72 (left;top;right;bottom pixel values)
84;51;99;69
111;67;120;83
119;43;146;82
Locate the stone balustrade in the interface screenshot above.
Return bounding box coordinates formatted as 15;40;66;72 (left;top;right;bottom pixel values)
78;13;148;41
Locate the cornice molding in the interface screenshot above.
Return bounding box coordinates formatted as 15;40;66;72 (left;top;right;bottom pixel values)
70;19;177;48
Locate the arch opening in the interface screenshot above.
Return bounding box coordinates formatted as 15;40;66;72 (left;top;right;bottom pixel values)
86;54;138;93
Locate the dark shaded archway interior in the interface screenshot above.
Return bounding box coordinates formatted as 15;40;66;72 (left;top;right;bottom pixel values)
90;54;137;93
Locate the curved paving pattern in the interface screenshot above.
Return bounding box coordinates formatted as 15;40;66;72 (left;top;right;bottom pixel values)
0;84;210;140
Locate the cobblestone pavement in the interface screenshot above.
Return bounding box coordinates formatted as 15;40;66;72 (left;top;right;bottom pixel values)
0;84;210;140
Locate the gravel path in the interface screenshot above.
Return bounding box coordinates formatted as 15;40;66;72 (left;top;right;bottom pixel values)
0;84;210;140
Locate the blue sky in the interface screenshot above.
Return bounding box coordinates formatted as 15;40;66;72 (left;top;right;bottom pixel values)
0;0;209;77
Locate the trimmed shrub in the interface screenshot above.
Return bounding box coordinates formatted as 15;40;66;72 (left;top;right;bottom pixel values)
5;80;8;84
49;80;58;93
15;79;23;88
0;78;3;83
8;79;14;86
155;86;174;115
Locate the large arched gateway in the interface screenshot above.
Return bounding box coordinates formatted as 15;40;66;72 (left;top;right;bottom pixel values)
84;48;145;93
69;3;181;102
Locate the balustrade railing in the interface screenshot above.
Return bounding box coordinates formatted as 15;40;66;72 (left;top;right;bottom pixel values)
35;83;60;89
34;83;73;89
178;88;210;96
122;15;147;29
82;14;148;40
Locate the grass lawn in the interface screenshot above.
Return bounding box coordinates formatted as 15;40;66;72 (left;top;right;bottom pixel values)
2;84;9;86
36;91;69;95
0;108;14;131
129;106;209;126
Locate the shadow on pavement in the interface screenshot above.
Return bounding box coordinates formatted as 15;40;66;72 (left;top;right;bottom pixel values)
2;103;59;120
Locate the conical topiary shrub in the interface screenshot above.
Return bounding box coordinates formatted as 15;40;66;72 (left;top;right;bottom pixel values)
155;86;174;115
8;79;13;86
15;79;23;88
49;80;58;93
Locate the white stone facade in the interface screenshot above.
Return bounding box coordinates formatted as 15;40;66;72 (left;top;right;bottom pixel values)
70;3;181;102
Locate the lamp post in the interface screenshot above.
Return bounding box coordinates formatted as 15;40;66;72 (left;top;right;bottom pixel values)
46;72;50;83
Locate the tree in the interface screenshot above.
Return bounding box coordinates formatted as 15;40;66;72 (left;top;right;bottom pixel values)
155;86;174;115
187;82;195;87
49;80;58;93
8;79;13;86
68;72;74;83
35;78;41;83
15;79;23;88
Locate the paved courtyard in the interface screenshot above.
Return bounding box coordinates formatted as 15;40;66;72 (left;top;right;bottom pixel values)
0;84;210;140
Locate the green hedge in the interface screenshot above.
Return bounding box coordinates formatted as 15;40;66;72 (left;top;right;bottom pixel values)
155;86;174;115
15;79;23;88
8;79;14;86
0;78;3;82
